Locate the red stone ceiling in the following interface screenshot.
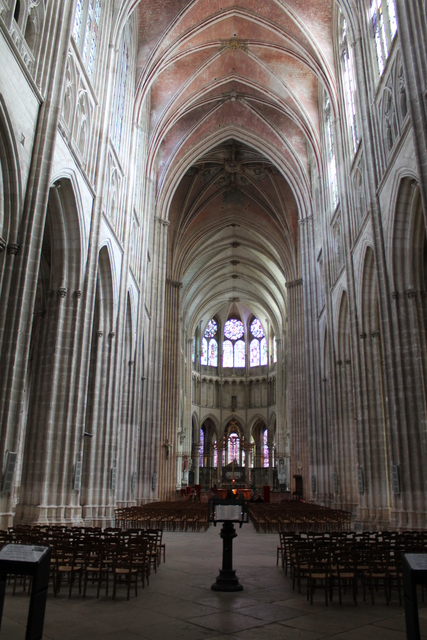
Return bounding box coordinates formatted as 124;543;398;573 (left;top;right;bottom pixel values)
134;0;337;333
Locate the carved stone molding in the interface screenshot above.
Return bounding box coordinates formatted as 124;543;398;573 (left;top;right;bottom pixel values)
298;215;313;226
155;216;170;227
286;278;303;289
129;360;135;366
406;289;417;299
359;332;367;339
74;290;82;299
58;287;68;298
96;331;104;338
109;331;116;339
336;360;343;366
391;291;399;300
371;330;380;339
166;278;182;288
7;243;19;255
220;38;248;52
222;89;244;103
0;237;6;252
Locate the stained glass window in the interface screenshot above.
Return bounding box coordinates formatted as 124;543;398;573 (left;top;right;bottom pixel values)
325;95;339;209
223;340;233;367
201;337;207;365
263;429;269;468
224;318;244;340
250;338;260;367
234;340;245;368
370;0;397;77
111;40;128;151
208;339;218;367
192;336;195;363
228;433;240;464
342;16;359;153
205;319;217;338
199;429;204;467
249;318;267;367
261;337;268;366
72;0;101;80
213;441;218;467
273;336;277;363
72;0;84;44
250;318;265;338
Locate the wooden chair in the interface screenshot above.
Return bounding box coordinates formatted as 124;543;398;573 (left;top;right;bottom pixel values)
55;544;84;598
363;545;391;605
82;544;109;598
330;548;357;605
306;548;330;606
112;546;138;600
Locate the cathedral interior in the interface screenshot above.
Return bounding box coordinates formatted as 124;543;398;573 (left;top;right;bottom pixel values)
0;0;426;532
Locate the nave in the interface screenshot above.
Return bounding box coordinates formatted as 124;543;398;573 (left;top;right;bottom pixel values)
2;522;426;640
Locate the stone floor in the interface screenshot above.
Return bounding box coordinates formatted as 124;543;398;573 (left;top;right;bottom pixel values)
1;522;426;639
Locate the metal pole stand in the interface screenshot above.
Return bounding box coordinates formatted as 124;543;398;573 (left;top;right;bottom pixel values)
211;520;243;591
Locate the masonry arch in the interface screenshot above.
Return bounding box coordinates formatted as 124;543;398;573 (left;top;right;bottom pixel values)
17;178;83;522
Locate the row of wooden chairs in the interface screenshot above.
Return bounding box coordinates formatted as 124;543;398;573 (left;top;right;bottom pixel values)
278;529;427;606
115;502;210;532
0;525;165;600
250;502;351;533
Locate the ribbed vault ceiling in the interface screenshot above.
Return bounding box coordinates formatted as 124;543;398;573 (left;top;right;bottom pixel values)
134;0;337;334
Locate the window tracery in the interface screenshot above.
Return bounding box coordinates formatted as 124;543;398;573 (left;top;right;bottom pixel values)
73;0;101;81
263;429;269;468
341;15;359;153
249;318;267;367
201;318;218;367
324;95;339;210
223;318;245;368
199;429;204;467
111;23;131;153
370;0;397;76
75;91;90;159
382;86;398;156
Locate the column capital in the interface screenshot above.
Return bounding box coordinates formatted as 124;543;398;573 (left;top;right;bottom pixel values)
286;278;303;289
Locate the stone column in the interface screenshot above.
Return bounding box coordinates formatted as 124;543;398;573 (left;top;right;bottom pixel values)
1;2;80;527
395;1;427;225
140;217;169;502
159;277;181;499
286;273;308;497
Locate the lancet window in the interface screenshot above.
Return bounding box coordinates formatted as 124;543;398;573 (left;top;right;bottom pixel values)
201;319;218;367
249;318;267;367
370;0;397;76
111;29;129;152
341;15;359;153
263;429;269;468
324;95;339;209
199;429;204;467
227;432;240;464
72;0;101;80
223;318;245;368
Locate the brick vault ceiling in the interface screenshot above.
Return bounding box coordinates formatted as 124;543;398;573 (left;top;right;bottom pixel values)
132;0;337;332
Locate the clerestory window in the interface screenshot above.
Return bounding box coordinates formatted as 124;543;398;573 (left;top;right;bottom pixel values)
370;0;397;76
341;15;359;153
72;0;102;81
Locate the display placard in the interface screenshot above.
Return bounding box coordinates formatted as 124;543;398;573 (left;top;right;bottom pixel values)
0;544;50;564
215;505;242;522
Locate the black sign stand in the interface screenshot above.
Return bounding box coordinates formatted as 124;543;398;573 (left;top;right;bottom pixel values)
402;553;427;640
0;544;51;640
208;488;248;592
